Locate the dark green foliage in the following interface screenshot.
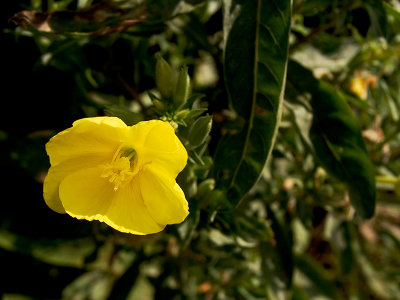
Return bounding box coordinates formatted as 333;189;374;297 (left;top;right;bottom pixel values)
2;0;400;299
213;0;291;206
288;60;376;218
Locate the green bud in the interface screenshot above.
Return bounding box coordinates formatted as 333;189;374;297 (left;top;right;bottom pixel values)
188;115;213;149
155;54;174;99
173;66;190;108
148;91;165;111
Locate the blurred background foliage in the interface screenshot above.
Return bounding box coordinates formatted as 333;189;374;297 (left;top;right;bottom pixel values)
1;0;400;299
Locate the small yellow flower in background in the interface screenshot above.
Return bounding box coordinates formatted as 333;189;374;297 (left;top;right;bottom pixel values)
349;71;378;100
349;76;368;99
43;117;189;235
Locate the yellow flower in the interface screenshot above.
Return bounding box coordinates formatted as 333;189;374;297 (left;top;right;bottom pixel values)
349;76;368;100
349;72;377;100
43;117;189;235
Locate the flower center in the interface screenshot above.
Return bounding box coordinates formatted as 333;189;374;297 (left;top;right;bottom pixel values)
100;146;138;191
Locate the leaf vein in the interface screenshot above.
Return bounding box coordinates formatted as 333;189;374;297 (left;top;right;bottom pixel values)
271;0;287;27
258;60;281;87
260;23;280;47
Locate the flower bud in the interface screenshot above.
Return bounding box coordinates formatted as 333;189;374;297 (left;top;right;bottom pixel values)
174;66;190;108
148;91;166;111
188;115;213;149
155;54;174;99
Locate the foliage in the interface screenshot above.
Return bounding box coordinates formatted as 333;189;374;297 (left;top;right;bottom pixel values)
2;0;400;299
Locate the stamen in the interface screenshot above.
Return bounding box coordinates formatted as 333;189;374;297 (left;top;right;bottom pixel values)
100;146;138;191
111;144;124;163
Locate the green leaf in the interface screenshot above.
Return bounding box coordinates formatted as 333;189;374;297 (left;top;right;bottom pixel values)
287;60;376;219
187;115;213;150
213;0;291;206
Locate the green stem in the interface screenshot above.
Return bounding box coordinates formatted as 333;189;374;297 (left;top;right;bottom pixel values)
375;176;398;185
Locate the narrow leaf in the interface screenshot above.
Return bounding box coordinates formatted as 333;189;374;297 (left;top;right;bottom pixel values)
214;0;291;206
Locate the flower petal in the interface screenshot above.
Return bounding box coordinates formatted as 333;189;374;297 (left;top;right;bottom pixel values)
59;167;114;218
43;155;108;213
130;120;187;178
104;180;165;235
139;164;189;225
46;117;128;166
59;167;164;235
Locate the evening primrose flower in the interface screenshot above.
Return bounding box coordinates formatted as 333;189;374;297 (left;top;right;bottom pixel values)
43;117;189;235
